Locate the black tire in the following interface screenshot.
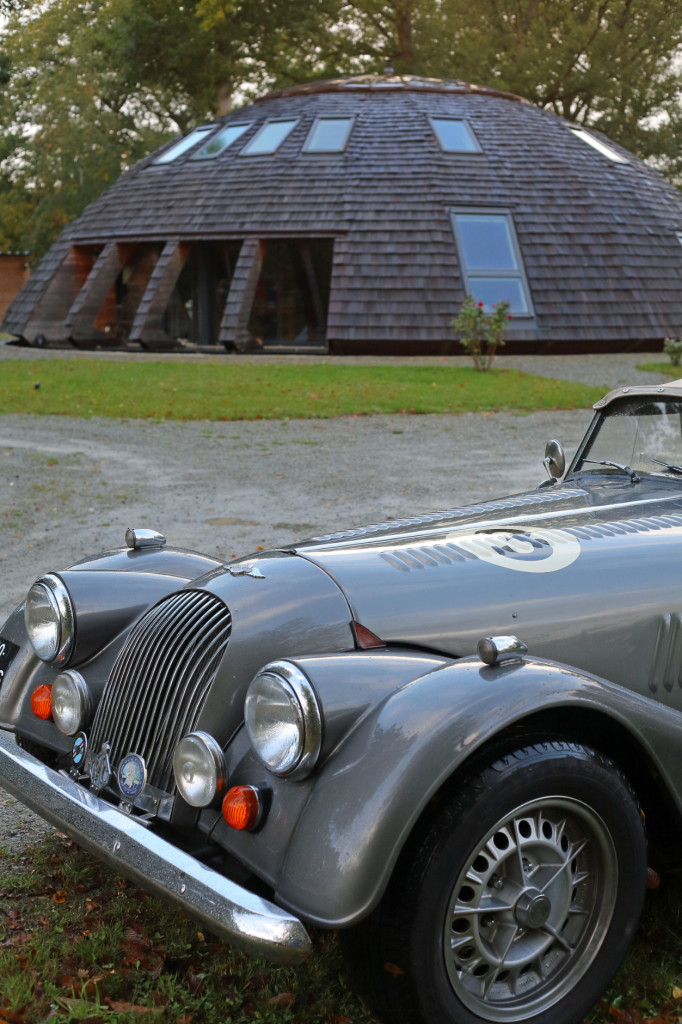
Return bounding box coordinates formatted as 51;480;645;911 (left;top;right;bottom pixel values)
342;740;646;1024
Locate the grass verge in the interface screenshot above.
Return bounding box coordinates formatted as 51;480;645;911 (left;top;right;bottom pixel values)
0;836;377;1023
1;836;682;1023
0;360;605;420
635;363;681;377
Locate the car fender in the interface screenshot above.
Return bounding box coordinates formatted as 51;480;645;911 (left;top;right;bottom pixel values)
275;654;682;927
0;545;224;734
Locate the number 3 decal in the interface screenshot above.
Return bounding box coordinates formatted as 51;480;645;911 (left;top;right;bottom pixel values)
452;528;581;573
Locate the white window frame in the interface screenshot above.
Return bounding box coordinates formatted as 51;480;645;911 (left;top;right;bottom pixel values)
153;126;215;165
302;116;355;154
191;123;252;160
429;117;481;154
241;119;300;156
450;208;534;319
570;127;628;165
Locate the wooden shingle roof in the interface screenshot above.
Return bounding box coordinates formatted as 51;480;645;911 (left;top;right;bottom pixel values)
6;73;682;351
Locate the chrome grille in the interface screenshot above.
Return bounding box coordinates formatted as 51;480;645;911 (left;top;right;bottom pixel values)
89;589;232;792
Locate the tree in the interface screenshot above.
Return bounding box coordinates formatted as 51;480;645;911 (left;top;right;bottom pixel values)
1;0;682;262
0;0;351;257
325;0;682;172
0;0;187;256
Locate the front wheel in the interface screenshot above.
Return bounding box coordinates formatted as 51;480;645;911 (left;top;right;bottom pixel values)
343;741;646;1024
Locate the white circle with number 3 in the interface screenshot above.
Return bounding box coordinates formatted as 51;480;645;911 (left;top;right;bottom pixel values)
451;527;581;573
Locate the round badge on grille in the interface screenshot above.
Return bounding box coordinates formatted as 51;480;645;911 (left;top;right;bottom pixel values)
117;754;147;799
71;732;88;769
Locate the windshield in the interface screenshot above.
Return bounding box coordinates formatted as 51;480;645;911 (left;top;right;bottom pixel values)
576;397;682;476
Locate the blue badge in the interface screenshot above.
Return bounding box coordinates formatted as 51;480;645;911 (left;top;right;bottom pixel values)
117;753;148;799
71;732;87;768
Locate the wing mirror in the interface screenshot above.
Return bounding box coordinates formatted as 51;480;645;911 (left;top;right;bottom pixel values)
543;439;566;481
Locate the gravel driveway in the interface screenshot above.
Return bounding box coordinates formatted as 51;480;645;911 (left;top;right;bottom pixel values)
0;348;669;848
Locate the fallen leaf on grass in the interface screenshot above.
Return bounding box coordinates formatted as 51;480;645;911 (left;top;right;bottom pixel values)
0;1012;28;1024
104;998;156;1014
268;992;295;1007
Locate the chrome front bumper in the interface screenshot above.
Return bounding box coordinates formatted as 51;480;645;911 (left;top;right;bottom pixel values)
0;731;311;963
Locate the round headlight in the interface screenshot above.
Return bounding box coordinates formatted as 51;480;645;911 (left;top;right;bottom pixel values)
25;574;74;665
172;732;226;807
244;661;322;779
52;670;92;736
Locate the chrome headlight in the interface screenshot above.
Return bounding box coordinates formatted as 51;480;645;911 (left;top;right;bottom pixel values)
51;670;92;735
172;731;226;807
25;574;75;664
244;661;322;779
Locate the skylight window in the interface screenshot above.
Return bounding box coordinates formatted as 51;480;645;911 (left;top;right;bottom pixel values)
430;117;480;153
191;123;251;160
242;119;299;156
451;210;533;317
570;127;628;164
153;126;215;164
303;117;355;153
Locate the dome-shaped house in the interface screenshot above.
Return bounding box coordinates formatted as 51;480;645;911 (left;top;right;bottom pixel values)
6;72;682;354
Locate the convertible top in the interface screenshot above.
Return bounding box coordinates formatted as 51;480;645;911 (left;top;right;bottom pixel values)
594;379;682;409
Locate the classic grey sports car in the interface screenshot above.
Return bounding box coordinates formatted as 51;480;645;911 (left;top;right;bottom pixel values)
4;380;682;1024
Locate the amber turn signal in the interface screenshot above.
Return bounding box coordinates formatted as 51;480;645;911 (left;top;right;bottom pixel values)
222;785;261;831
30;684;53;720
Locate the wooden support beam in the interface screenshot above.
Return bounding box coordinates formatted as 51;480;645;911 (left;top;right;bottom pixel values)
131;239;190;348
219;238;261;352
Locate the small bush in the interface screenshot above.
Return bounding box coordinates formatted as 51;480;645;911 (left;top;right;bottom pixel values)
451;295;512;371
663;336;682;366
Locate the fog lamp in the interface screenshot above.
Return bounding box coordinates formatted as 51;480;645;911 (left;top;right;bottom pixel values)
51;670;92;736
172;731;226;807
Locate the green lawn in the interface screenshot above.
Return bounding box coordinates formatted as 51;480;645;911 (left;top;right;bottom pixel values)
0;360;606;420
636;362;682;377
1;837;681;1023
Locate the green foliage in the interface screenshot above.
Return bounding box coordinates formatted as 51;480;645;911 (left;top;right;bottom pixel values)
0;0;193;259
636;362;682;378
0;359;605;419
663;337;682;367
2;0;682;260
451;295;512;371
0;836;379;1023
3;835;682;1023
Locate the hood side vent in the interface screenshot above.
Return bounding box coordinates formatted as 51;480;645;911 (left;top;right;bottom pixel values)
310;489;585;544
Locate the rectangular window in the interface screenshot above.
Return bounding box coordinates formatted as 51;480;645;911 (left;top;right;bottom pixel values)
451;210;533;317
248;239;334;348
242;119;299;156
191;123;251;160
430;117;480;153
570;127;628;164
303;116;355;153
153;126;215;164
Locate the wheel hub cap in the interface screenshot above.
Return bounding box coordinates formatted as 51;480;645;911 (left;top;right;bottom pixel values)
514;888;551;929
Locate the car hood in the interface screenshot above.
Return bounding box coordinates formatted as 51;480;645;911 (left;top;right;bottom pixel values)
291;477;682;693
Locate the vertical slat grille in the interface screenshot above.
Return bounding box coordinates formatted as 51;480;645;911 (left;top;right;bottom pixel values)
89;590;232;792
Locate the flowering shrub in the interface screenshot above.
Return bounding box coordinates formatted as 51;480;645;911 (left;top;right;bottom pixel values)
663;336;682;367
451;296;512;371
